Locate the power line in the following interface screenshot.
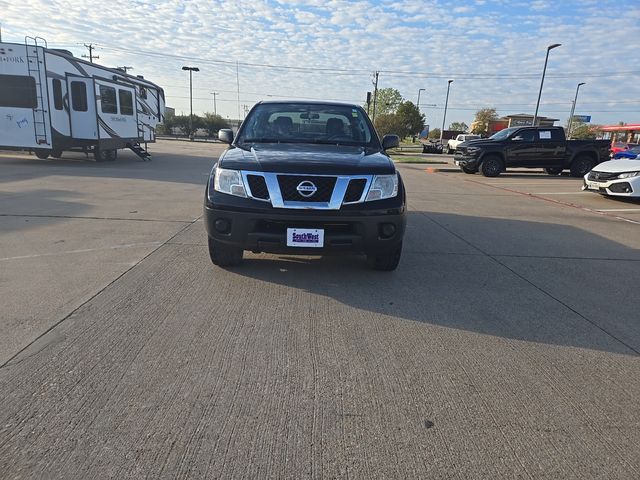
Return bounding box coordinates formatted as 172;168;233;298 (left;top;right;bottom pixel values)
86;42;640;80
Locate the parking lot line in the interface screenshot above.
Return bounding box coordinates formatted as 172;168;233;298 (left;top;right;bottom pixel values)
531;192;586;195
597;208;640;212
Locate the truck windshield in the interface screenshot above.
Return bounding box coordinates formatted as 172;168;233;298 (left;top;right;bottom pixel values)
237;103;379;148
489;127;519;141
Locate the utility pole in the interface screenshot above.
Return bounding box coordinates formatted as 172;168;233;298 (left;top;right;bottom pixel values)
210;92;219;115
82;43;99;63
372;71;379;123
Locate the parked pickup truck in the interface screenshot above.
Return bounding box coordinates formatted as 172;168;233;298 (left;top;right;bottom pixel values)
446;134;481;154
454;126;611;177
204;100;407;270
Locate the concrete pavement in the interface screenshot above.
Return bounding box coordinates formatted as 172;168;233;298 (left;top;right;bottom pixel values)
1;141;639;479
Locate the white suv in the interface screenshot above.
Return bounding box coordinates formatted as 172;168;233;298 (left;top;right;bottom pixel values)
447;134;480;154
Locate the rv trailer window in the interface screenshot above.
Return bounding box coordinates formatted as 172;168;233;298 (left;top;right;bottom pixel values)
140;87;147;99
100;85;117;114
52;79;63;110
71;81;88;112
119;90;134;115
0;74;37;109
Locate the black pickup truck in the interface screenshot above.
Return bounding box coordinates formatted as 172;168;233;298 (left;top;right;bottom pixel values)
204;101;406;270
454;126;611;177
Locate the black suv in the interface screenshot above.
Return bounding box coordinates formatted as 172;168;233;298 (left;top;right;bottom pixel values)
204;101;406;270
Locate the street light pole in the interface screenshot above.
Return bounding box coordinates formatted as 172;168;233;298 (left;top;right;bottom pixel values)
533;43;561;126
439;80;453;143
182;66;199;140
417;88;425;111
567;82;585;138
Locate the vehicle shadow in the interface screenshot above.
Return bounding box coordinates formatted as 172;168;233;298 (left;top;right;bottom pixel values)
0;140;224;186
227;211;640;356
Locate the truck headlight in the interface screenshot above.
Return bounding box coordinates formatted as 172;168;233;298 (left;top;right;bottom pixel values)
212;167;247;198
366;174;398;201
617;171;640;179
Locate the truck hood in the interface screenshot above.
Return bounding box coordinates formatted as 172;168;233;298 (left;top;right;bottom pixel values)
592;159;640;173
218;143;395;175
462;138;496;147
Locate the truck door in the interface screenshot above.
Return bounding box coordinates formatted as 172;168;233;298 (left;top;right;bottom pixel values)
67;76;97;140
505;128;539;167
537;129;566;166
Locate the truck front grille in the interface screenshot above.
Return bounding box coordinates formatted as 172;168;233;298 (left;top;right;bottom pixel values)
277;175;337;202
344;179;367;203
247;174;269;200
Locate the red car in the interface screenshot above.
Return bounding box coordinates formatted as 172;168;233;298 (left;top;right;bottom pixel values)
611;142;639;154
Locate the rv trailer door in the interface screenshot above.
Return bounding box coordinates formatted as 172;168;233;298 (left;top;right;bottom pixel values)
67;76;97;140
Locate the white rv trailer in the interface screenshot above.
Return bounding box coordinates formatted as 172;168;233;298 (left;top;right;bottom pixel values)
0;37;165;161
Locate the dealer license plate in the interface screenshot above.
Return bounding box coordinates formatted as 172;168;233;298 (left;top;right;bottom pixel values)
286;228;324;248
585;180;601;190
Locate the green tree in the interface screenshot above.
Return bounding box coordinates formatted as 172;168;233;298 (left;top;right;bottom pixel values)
172;114;203;137
396;101;425;138
373;113;404;138
157;109;176;135
449;121;468;132
569;119;602;139
428;128;441;140
470;108;498;136
202;112;230;137
370;88;403;117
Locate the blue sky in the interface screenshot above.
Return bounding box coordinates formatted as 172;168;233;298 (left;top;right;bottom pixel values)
3;0;640;128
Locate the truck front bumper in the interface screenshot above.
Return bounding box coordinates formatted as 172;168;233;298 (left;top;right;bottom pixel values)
204;201;406;255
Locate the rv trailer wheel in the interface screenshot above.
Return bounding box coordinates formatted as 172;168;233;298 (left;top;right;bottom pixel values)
94;148;112;162
34;149;50;160
51;149;63;159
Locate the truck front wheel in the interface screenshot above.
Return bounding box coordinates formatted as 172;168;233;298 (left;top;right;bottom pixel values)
570;156;595;177
480;156;503;177
367;243;402;271
208;237;243;267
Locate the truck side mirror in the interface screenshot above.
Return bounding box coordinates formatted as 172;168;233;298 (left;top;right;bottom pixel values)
382;134;400;150
218;129;234;144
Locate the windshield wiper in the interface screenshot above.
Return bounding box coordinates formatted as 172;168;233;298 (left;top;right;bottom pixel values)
241;137;306;144
312;139;366;147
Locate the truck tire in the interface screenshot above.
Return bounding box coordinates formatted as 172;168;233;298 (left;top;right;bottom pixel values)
460;165;477;174
480;156;503;177
208;237;243;267
570;155;595;177
34;149;50;159
367;243;402;271
545;167;563;175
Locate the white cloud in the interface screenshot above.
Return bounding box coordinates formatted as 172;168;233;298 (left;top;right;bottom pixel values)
1;0;639;127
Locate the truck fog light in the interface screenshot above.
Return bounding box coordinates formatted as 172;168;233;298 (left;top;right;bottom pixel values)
215;218;231;234
379;223;396;239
